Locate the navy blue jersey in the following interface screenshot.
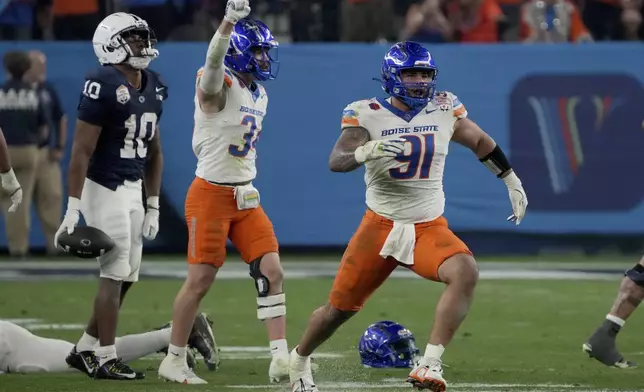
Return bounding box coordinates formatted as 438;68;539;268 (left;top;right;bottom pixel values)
77;65;168;191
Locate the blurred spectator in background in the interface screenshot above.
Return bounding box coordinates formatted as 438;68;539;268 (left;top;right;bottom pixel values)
520;0;593;42
51;0;100;40
341;0;395;42
24;50;64;255
118;0;172;40
445;0;505;42
620;0;643;39
0;51;46;257
400;0;452;42
0;0;37;40
581;0;643;40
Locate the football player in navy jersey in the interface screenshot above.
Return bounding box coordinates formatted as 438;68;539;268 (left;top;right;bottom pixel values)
53;12;167;380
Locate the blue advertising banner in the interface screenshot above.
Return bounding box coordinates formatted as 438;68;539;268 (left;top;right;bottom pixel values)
0;42;641;249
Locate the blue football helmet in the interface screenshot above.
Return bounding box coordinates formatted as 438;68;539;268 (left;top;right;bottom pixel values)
358;320;420;368
225;19;279;81
381;41;438;110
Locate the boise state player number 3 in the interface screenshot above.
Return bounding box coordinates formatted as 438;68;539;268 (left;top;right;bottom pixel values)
229;114;259;157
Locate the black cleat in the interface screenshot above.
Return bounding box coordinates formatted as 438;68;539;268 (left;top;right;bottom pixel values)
583;319;637;369
65;346;98;377
94;358;145;380
189;313;220;371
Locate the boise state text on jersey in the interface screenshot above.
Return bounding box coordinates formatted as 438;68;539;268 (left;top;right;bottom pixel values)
77;65;168;190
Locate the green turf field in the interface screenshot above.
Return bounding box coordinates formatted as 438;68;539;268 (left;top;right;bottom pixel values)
1;276;643;391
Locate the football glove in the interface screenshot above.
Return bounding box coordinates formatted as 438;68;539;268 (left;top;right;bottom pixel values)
354;139;406;164
142;197;160;240
54;197;81;248
0;168;22;212
224;0;251;24
503;172;528;225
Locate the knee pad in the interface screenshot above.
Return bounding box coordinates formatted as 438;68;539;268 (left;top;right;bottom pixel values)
625;263;644;287
249;257;271;296
249;258;286;320
256;293;286;320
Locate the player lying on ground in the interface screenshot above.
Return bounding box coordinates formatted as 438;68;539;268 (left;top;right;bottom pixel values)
0;313;218;374
0;127;22;212
583;256;644;368
53;12;167;381
288;41;528;392
158;0;288;385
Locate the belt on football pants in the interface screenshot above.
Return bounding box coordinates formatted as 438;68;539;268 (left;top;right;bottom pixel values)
207;180;251;187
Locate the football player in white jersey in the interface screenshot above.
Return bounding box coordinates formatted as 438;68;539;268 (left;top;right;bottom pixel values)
0;314;216;374
158;0;288;385
289;42;528;392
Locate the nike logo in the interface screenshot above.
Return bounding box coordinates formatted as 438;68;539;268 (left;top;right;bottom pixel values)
170;352;179;356
425;109;437;114
114;372;136;378
156;87;164;92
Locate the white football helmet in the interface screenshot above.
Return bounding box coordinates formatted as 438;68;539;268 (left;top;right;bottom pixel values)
92;12;159;70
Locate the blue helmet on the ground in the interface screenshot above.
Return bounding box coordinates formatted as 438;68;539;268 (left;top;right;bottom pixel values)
224;19;279;81
358;320;420;368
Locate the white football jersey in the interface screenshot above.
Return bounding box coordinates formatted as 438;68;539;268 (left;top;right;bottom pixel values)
341;92;467;223
192;67;269;183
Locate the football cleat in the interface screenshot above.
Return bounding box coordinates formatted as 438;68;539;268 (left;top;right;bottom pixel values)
289;348;318;391
94;358;144;380
158;355;207;384
269;353;289;383
407;359;447;392
188;313;220;371
583;319;637;369
65;346;98;377
155;322;197;370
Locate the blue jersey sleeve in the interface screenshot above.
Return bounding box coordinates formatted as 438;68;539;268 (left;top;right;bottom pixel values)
77;78;113;127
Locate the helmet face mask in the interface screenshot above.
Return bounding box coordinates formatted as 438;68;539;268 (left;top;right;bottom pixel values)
381;42;438;110
93;13;159;70
225;19;279;82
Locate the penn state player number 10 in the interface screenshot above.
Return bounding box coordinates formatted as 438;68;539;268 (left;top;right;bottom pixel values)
389;134;435;180
121;112;157;159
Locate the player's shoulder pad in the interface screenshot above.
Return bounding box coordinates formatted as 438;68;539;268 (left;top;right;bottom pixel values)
81;66;121;101
341;98;381;128
146;68;169;100
433;90;467;118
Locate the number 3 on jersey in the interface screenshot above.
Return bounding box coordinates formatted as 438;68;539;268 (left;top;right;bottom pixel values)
389;134;435;180
229;115;260;157
121;112;157;159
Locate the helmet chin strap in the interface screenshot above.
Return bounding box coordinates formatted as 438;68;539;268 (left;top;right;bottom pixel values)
125;47;158;69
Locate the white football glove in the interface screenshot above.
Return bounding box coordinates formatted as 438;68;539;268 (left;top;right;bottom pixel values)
224;0;251;23
54;197;81;248
354;139;406;164
0;169;22;212
142;197;160;240
503;172;528;225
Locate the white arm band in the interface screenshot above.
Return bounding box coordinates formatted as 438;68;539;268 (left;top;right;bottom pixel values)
199;31;232;95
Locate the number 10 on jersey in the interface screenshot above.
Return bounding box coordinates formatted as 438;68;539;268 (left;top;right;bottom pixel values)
121;112;158;159
389;134;435;180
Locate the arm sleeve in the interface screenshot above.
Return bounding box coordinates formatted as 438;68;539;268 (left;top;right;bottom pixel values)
199;31;232;95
